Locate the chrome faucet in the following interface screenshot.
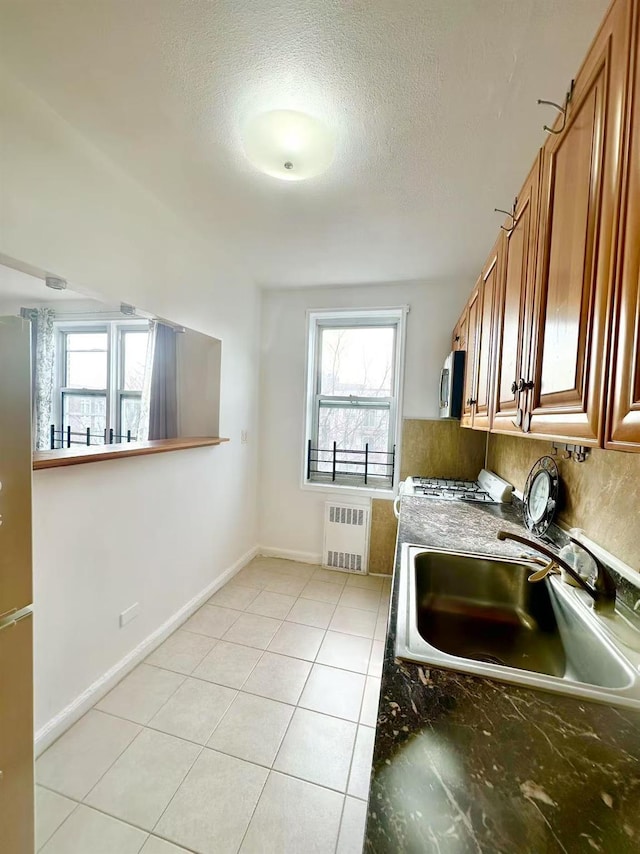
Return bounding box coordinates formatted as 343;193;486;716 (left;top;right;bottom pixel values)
496;530;617;614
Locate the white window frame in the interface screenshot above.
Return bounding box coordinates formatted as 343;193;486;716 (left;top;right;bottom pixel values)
54;318;149;444
302;307;408;497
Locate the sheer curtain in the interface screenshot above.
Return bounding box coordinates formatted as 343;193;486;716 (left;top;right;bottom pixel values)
148;322;178;440
138;321;156;441
34;308;56;450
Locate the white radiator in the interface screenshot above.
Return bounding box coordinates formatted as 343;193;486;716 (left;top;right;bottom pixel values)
322;501;370;574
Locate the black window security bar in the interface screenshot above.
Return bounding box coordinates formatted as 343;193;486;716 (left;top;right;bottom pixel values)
49;425;137;450
307;440;395;487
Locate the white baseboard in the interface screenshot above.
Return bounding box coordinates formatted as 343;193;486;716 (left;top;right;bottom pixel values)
35;544;259;756
257;546;392;577
257;545;322;565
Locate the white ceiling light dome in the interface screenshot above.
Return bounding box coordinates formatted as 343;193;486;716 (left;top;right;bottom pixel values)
242;110;335;181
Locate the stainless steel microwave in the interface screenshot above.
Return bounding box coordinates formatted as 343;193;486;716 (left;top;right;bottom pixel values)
439;350;465;418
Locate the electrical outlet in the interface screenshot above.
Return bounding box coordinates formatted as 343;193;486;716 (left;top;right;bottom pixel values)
119;602;140;627
241;430;248;444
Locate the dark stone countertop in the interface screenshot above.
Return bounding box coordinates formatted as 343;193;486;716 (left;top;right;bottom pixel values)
365;496;640;854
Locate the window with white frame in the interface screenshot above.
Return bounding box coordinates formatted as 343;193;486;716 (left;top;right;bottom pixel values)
55;320;149;445
305;309;406;490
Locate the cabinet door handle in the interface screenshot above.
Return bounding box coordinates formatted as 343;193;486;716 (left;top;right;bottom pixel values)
466;398;477;406
511;380;518;396
517;378;534;392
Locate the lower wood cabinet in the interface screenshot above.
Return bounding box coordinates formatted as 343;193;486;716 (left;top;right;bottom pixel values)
607;4;640;451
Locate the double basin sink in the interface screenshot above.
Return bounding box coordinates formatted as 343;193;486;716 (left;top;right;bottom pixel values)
395;545;640;708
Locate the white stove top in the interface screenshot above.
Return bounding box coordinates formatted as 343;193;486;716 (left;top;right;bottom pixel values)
402;470;513;504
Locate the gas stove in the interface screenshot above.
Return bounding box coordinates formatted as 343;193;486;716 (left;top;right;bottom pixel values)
401;470;513;504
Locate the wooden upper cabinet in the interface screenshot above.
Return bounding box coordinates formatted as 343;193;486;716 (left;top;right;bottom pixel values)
607;5;640;451
473;235;503;431
452;313;466;351
461;283;481;427
526;0;632;444
492;157;542;435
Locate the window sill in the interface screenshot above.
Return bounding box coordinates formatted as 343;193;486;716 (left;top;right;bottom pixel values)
33;437;229;470
301;479;395;501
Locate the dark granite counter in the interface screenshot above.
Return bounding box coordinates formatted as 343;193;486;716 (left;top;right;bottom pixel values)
365;496;640;854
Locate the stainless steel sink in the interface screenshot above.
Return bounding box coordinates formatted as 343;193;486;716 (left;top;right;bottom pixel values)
396;544;640;708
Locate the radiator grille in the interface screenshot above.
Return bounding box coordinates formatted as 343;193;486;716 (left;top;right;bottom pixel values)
322;501;370;574
326;551;363;572
329;505;365;526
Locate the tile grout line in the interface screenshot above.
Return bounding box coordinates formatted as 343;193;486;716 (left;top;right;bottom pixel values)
233;763;272;854
74;668;201;835
90;572;360;839
91;681;374;748
39;558;380;852
37;706;148;813
37;791;153;851
147;738;208;843
333;795;349;854
34;790;81;852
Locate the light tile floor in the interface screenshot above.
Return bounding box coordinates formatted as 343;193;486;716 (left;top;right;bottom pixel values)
35;557;391;854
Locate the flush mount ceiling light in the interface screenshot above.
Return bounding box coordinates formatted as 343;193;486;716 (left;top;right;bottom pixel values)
242;110;335;181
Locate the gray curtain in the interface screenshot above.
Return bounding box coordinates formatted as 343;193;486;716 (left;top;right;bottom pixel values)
148;322;178;440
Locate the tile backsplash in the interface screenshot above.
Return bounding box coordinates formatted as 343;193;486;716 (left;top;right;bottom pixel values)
487;433;640;574
369;419;486;574
369;420;640;576
399;418;486;482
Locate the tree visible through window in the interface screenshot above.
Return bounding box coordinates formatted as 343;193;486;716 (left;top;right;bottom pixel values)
56;321;149;445
306;310;405;488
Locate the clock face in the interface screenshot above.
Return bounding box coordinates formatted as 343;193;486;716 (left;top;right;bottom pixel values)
528;471;551;523
523;456;559;536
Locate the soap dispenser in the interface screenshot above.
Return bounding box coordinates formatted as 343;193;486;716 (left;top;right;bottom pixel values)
558;528;593;586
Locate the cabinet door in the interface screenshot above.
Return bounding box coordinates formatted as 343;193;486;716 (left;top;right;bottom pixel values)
473;235;503;431
461;283;480;428
0;614;34;854
526;0;632;443
451;309;468;352
458;311;468;351
607;6;640;451
492;157;541;435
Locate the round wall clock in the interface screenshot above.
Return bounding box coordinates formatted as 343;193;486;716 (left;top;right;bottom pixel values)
523;456;559;536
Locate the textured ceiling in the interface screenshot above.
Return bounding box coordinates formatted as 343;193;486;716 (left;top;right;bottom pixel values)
0;0;608;287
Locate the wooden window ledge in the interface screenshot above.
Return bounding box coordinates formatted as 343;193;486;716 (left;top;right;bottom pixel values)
33;437;229;470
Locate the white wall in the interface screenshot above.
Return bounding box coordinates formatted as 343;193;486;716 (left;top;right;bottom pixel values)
177;329;222;437
0;70;260;741
258;279;472;559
